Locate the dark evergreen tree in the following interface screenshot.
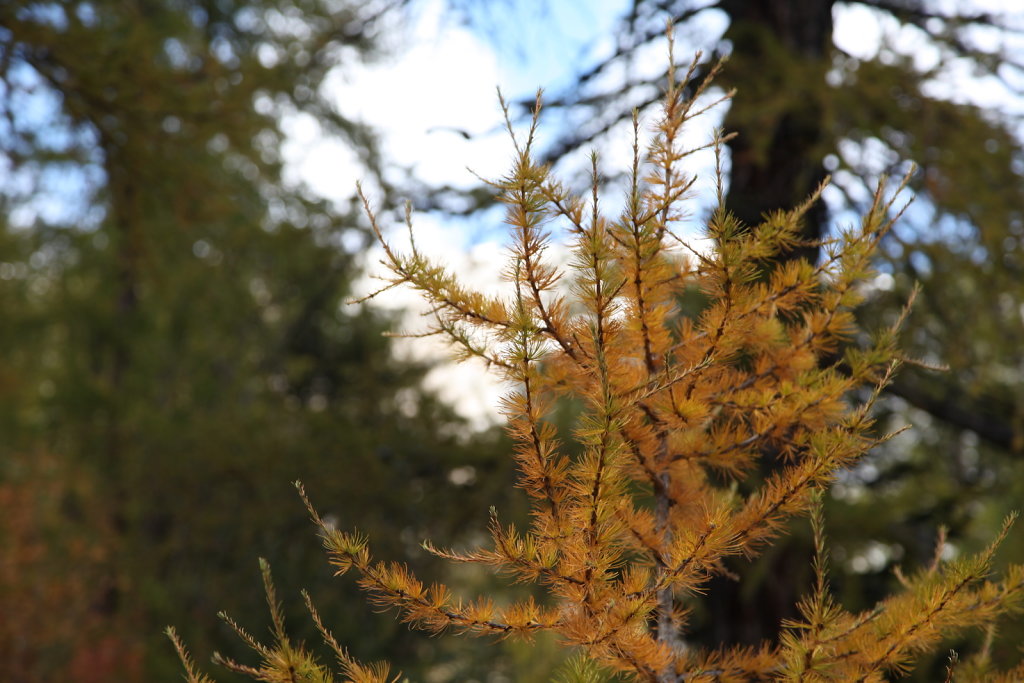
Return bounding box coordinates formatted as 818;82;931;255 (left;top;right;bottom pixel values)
0;1;519;679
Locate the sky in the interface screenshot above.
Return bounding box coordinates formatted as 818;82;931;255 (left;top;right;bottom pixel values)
281;0;1024;429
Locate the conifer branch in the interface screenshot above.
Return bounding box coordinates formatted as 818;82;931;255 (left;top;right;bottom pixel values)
178;39;1024;683
166;627;216;683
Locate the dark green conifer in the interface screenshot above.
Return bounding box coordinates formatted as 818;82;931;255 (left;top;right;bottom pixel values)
0;1;514;678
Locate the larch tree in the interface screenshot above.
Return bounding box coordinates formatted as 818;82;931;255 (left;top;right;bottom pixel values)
172;42;1024;683
458;2;1024;667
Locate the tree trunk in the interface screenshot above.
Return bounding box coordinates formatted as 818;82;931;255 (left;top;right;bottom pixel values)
699;0;836;649
720;0;835;264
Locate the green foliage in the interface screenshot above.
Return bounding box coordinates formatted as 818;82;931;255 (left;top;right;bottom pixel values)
552;653;620;683
0;1;521;679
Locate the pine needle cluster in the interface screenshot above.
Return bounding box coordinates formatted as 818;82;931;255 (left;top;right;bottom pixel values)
171;38;1024;683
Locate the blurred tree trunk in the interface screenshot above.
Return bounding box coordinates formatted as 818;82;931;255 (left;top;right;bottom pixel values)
704;0;837;647
720;0;835;265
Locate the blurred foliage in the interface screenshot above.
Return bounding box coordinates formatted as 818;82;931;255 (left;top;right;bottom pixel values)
0;0;542;680
0;452;143;682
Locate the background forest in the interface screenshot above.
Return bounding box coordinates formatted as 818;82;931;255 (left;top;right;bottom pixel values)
1;1;1023;681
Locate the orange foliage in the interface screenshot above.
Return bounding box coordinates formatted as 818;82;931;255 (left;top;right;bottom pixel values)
173;37;1024;683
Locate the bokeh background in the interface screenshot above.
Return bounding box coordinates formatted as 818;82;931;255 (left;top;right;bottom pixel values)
2;1;1023;680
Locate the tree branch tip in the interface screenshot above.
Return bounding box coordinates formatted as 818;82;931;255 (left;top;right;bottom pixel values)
897;354;948;372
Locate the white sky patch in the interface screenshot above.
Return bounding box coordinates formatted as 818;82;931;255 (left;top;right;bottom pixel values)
327;13;511;187
281;112;363;200
284;0;514;203
832;4;887;62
